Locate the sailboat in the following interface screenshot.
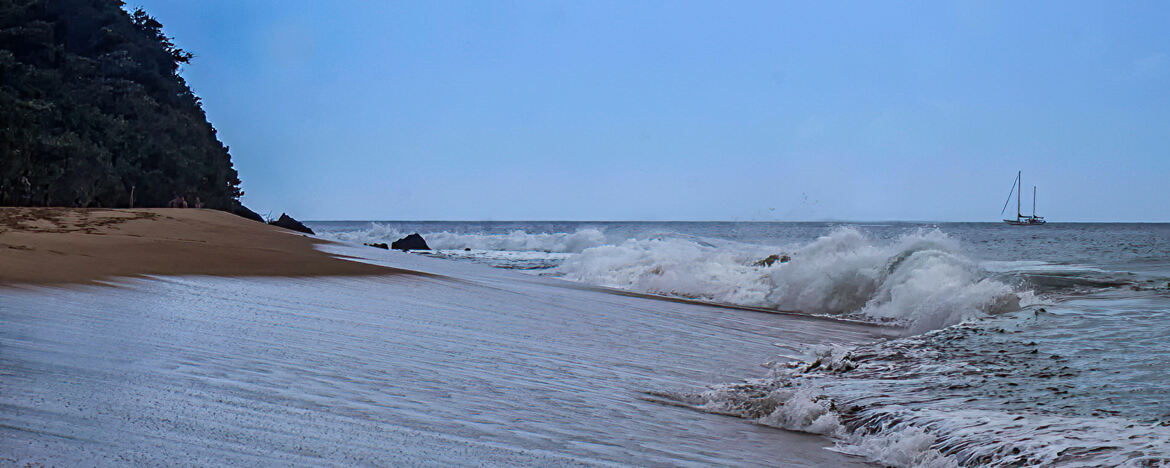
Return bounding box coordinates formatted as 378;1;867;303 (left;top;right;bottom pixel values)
1001;170;1046;225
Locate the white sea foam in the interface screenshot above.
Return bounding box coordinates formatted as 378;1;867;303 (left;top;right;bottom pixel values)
756;387;843;435
689;379;965;467
682;330;1170;468
555;227;1020;330
836;406;1170;467
322;224;1021;330
834;425;959;468
762;227;1021;330
553;237;775;306
318;223;608;253
425;249;575;270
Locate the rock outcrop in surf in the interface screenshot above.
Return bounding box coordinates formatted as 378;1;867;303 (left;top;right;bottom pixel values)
269;213;313;234
391;233;430;251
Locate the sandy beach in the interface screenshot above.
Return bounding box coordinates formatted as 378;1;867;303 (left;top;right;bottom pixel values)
0;208;409;285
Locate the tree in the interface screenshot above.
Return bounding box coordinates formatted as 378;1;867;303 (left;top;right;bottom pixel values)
0;0;244;210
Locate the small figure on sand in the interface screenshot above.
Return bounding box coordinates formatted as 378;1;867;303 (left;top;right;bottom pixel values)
20;175;31;206
167;195;189;208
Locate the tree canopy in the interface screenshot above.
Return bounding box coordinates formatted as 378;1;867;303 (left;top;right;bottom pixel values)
0;0;244;210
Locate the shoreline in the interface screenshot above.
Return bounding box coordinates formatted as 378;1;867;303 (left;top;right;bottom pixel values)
0;207;417;286
0;240;881;466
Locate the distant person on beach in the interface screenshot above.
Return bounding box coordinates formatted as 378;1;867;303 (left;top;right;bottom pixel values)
168;194;188;208
194;197;203;209
19;176;31;206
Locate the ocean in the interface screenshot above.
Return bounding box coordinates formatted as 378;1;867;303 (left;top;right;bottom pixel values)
311;221;1170;466
1;238;884;466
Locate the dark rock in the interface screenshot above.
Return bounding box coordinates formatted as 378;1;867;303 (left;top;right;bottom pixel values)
753;253;791;267
391;233;430;251
464;247;471;251
365;242;389;250
269;213;314;234
230;203;265;223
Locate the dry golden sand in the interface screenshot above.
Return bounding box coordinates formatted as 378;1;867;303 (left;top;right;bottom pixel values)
0;207;413;285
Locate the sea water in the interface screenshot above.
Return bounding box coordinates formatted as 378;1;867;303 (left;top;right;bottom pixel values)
313;221;1170;466
0;244;884;466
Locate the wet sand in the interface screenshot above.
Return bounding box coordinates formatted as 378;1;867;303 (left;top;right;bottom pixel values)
0;271;883;466
0;212;886;465
0;208;410;285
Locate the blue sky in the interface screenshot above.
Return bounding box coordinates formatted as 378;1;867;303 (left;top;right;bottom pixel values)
133;1;1169;221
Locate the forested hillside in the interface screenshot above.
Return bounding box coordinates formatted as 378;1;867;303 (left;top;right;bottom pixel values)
0;0;245;210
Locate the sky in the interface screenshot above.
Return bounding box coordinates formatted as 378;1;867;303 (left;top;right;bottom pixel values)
132;1;1169;221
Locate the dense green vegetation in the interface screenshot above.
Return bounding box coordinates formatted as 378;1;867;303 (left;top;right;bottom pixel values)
0;0;245;210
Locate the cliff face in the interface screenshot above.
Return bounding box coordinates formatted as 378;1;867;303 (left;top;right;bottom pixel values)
0;0;243;210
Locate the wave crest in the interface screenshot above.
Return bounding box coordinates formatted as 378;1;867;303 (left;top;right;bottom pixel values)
557;227;1019;330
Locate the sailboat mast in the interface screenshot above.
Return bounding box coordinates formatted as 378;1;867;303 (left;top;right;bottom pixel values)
1001;173;1019;217
1017;171;1022;219
1000;170;1047;225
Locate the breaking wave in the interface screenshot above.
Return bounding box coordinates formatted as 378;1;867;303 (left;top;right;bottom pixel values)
320;224;1026;330
654;320;1170;467
556;227;1021;330
315;221;1169;466
317;223;609;253
553;237;776;307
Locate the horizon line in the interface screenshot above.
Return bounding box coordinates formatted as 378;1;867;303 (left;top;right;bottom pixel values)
301;219;1170;224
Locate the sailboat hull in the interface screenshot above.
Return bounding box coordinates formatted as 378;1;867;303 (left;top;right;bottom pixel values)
1004;219;1047;226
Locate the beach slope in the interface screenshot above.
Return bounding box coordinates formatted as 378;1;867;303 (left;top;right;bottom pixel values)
0;208;405;284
